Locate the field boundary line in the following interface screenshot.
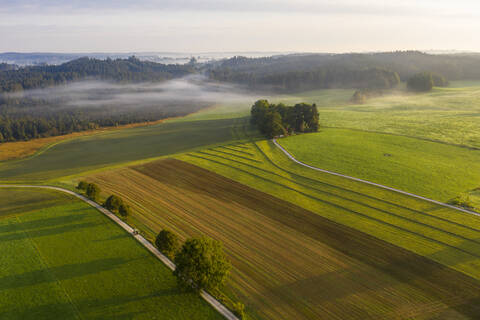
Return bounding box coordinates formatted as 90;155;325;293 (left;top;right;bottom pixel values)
272;138;480;217
0;185;239;320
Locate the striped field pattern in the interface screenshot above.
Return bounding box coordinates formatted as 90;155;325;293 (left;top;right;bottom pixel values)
87;121;480;319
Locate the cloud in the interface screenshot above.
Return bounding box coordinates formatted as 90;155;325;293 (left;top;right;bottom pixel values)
0;0;479;52
0;0;468;16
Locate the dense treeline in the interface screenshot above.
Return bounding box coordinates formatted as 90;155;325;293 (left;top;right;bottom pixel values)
0;56;195;92
208;51;480;92
250;99;319;138
211;65;400;92
0;101;205;142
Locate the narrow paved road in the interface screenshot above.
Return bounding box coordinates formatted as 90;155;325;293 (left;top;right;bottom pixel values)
0;184;238;320
272;138;480;217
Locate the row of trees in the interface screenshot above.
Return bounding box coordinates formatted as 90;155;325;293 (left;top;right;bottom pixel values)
155;229;245;318
251;100;319;138
77;181;131;218
77;181;101;201
76;180;244;318
104;194;131;218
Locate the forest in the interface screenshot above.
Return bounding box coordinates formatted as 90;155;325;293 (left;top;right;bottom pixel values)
208;51;480;92
0;56;195;92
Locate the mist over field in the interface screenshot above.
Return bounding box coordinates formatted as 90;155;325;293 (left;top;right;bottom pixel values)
9;75;255;111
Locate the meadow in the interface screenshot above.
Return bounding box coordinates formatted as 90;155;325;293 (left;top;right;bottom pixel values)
0;188;222;320
285;83;480;148
278;128;480;202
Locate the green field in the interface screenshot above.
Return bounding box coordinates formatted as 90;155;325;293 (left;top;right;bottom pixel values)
0;188;221;320
0;117;255;182
277;128;480;202
283;83;480;148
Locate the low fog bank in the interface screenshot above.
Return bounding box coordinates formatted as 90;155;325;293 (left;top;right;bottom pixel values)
0;75;265;142
8;75;258;111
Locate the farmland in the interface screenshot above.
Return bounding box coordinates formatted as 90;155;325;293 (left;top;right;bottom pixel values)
277;128;480;202
3;81;480;319
0;117;256;182
86;157;480;320
0;187;222;320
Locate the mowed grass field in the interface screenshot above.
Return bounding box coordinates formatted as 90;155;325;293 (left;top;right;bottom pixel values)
0;188;222;320
282;83;480;148
0;117;256;182
277;128;480;202
86;158;480;320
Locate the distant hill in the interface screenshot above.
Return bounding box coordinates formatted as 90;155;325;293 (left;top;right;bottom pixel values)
208;51;480;91
0;56;195;92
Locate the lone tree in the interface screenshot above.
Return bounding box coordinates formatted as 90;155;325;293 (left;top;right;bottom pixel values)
85;183;100;202
118;203;130;218
105;195;123;212
155;229;180;259
174;236;231;292
77;181;89;191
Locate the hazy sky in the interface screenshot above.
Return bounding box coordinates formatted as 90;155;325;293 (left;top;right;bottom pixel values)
1;0;479;53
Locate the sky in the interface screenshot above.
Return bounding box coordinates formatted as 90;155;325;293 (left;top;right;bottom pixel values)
0;0;479;53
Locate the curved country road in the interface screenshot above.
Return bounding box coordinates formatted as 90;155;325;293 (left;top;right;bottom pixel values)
272;138;480;217
0;184;238;320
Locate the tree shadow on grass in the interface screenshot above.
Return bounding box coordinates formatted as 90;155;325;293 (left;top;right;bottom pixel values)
0;257;129;291
0;222;99;242
92;233;130;242
0;213;89;235
1;290;180;320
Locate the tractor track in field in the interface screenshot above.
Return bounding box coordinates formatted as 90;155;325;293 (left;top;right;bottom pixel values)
0;184;238;320
272;138;480;217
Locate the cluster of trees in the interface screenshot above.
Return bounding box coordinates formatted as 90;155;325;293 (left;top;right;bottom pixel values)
77;181;130;217
0;56;195;93
77;181;101;202
104;194;131;218
407;72;449;92
208;51;480;92
250;100;319;138
155;230;245;318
